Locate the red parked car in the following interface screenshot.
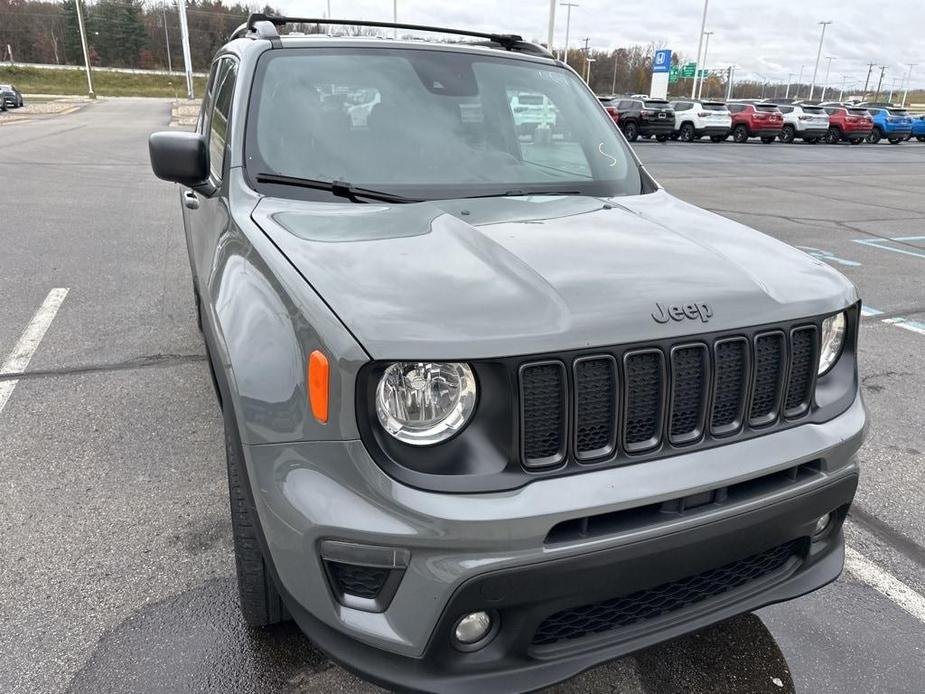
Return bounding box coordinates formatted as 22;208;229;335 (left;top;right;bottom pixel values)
727;102;784;143
820;104;873;144
598;96;620;124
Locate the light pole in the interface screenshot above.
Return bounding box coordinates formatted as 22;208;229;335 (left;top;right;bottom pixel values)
887;77;900;104
794;64;805;99
393;0;397;39
611;51;619;95
785;72;794;99
820;56;835;100
177;0;194;99
585;56;596;84
697;31;713;100
838;74;849;101
690;0;710;98
161;5;172;73
808;21;832;100
901;63;916;106
725;64;735;100
546;0;556;54
74;0;95;98
559;2;578;65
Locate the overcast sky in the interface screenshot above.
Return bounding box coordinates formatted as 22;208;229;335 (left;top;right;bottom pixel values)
271;0;925;91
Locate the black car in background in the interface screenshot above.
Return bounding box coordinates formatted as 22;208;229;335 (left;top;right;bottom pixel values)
1;84;24;109
613;97;675;141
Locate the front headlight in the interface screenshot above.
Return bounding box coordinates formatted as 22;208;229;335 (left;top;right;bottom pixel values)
375;362;477;445
818;312;847;375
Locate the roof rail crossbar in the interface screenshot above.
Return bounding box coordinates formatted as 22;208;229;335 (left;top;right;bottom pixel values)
240;13;553;57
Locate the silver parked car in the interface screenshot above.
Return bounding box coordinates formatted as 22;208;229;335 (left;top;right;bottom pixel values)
147;14;865;693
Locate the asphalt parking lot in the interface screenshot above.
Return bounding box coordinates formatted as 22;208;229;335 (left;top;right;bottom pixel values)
1;99;923;694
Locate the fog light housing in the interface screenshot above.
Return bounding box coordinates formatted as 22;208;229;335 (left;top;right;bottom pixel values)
453;611;495;649
813;513;832;537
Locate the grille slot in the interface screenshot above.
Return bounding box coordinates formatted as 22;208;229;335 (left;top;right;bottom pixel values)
622;350;666;453
520;362;567;468
532;541;800;646
748;331;786;426
710;337;750;435
785;326;817;417
573;356;617;460
668;344;709;445
327;562;390;599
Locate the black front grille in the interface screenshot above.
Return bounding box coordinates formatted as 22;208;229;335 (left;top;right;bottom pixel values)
785;327;817;416
327;562;389;599
532;541;799;646
518;321;821;469
622;351;665;452
749;332;785;425
520;362;567;467
574;357;617;459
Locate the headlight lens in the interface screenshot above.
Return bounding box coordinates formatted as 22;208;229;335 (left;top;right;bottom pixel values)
818;312;847;375
375;362;476;445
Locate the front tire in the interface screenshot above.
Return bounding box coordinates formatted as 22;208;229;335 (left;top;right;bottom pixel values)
779;125;795;143
225;415;288;627
867;127;882;144
825;127;841;144
732;124;749;142
623;121;639;141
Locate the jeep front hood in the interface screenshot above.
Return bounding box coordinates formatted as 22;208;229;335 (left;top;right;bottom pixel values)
252;189;858;360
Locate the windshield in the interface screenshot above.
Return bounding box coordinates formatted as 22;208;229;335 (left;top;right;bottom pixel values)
246;48;641;201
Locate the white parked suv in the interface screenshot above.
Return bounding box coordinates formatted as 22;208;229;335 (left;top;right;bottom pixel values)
669;100;732;142
775;104;829;143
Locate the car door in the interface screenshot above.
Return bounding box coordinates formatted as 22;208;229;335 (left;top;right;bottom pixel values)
185;56;239;298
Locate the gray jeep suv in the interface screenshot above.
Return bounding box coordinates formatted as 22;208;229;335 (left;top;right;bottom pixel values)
148;14;865;693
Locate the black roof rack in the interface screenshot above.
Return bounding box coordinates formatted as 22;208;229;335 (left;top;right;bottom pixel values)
232;13;553;58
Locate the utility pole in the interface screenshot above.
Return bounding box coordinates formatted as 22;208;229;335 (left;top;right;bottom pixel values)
725;65;735;100
901;64;916;107
875;65;887;101
560;2;577;66
697;31;713;100
74;0;95;99
808;21;832;100
177;0;194;99
820;56;835;100
162;4;173;73
690;0;710;98
863;62;876;94
546;0;556;54
581;37;590;80
585;57;596;84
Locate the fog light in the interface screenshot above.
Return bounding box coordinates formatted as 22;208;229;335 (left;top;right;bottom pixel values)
814;513;832;536
454;611;492;645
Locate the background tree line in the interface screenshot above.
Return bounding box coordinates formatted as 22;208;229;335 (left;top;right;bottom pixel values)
0;0;274;71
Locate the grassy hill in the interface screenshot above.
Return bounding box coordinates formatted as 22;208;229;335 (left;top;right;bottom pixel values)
0;65;207;98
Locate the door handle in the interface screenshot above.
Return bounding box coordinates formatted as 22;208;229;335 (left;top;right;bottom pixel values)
183;191;200;210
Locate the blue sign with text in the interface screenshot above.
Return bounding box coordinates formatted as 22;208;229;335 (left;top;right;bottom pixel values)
653;49;672;73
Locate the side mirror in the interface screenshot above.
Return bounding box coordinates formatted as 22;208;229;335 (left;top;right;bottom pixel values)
148;131;209;188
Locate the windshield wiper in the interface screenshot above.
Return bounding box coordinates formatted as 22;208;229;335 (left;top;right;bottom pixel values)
255;173;419;204
461;189;584;199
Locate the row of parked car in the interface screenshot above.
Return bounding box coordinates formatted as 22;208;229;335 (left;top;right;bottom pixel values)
597;95;925;145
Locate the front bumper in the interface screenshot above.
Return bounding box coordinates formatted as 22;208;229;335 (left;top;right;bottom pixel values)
244;392;865;693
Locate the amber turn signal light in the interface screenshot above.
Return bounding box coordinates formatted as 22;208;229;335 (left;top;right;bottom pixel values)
308;350;329;423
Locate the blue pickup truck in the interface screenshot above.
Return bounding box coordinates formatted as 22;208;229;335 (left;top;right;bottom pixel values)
858;103;914;144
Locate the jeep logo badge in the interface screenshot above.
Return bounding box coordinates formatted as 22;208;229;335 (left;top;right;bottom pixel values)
652;302;713;324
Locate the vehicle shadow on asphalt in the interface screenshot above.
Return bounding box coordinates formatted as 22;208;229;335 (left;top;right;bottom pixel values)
66;577;795;694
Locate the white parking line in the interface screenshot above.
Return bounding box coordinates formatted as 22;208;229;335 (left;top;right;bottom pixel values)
845;546;925;623
0;288;69;415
